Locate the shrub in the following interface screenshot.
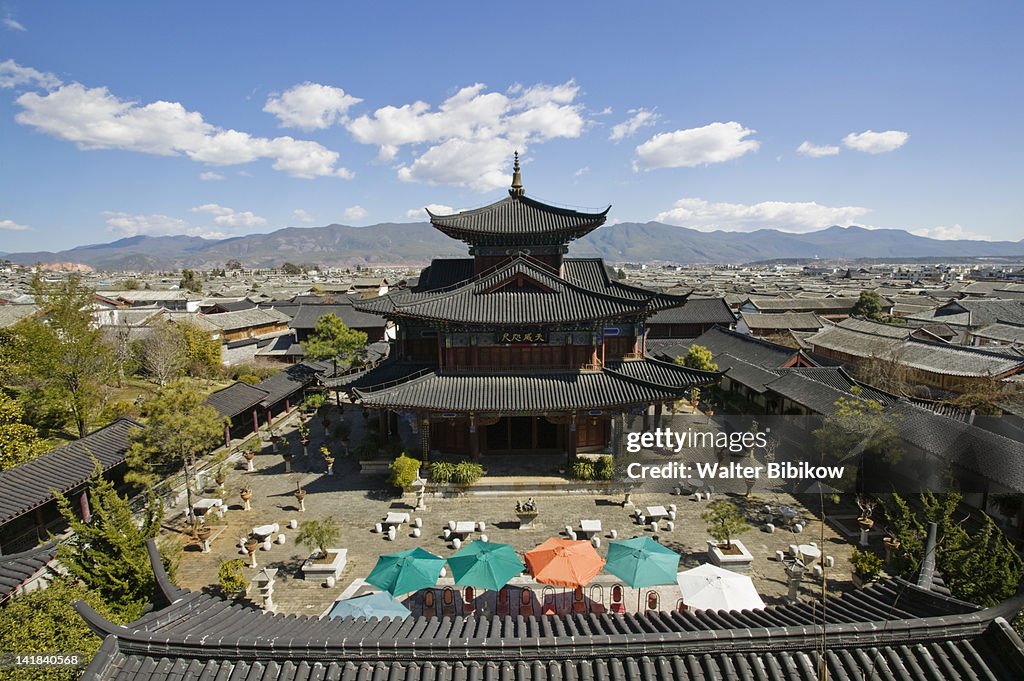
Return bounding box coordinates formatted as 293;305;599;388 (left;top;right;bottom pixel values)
218;559;248;596
570;460;595;480
851;549;883;582
451;462;484;486
237;373;261;385
431;461;454;484
388;454;422;490
353;433;381;460
596;455;615;480
332;420;351;441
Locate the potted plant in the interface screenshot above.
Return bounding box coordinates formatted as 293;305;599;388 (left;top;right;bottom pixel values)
297;517;347;581
294;479;307;512
851;548;883;587
242;440;258;472
702;500;754;567
320;445;335;475
857;495;877;530
240;486;253;511
243;534;260;567
282;449;293;473
297;422;310;456
214;464;227;488
219;559;249;598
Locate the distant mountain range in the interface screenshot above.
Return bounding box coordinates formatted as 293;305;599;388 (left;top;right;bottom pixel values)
5;223;1024;271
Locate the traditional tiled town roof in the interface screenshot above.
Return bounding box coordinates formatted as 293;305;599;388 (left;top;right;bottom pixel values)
688;326;800;369
356;256;687;325
0;418;141;526
289;302;388;331
742;296;861;314
203;382;269;419
647;298;736;326
739;311;824;331
0;540;58;604
972;321;1024;346
77;540;1024;681
348;359;717;412
805;324;1024;378
199;307;290;332
907;299;1024;328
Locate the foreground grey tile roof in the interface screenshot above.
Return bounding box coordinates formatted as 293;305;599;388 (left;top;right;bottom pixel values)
77;541;1024;681
0;418;141;525
648;298;736;325
203;382;269;418
288;302;388;331
0;540;58;603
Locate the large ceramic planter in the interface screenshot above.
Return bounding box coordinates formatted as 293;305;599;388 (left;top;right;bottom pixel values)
516;512;539;529
301;549;348;581
706;539;754;570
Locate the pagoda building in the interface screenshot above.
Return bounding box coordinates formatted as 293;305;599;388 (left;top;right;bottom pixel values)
342;154;719;459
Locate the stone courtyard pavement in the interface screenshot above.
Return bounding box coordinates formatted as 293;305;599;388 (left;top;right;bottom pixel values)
167;408;860;617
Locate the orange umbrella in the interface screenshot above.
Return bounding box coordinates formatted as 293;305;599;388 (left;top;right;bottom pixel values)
525;538;606;588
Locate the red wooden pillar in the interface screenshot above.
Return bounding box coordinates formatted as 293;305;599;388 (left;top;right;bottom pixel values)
378;410;389;441
654;403;663;429
568;412;578;459
224;423;231;449
252;409;259;433
642;405;651;431
469;414;480;461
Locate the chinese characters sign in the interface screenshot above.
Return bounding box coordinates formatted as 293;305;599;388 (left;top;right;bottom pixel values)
498;330;547;344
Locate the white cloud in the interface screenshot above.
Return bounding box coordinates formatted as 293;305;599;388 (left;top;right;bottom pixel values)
191;203;267;229
293;208;314;223
343;205;367;222
574;166;590;177
842;129;909;154
0;219;30;231
634;122;759;171
4;18;26;31
654;197;871;233
0;59;61;90
609;108;658;141
263;82;362;130
796;141;840;157
405;204;455;219
911;224;993;241
199;171;225;181
347;80;584;189
397;138;516;191
13;79;353;178
102;212;188;237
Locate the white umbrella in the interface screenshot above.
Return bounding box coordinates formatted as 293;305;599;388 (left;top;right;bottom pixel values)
676;563;766;611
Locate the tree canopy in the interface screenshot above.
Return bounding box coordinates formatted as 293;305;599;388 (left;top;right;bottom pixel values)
675;344;718;372
813;393;903;490
301;313;368;371
179;269;202;293
11;274;115;438
126;380;224;487
851;290;887;321
55;464;164;618
0;391;48;470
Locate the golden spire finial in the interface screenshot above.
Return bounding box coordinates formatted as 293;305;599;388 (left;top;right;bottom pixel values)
509;150;524;197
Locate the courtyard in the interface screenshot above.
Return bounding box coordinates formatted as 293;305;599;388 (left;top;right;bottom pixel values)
166;403;862;617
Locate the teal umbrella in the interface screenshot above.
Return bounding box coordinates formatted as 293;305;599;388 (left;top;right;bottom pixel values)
328;591;411;619
447;540;526;591
366;547;446;596
605;537;681;588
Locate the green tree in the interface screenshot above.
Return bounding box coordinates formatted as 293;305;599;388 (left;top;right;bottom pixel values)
675;344;718;372
702;500;749;548
0;391;48;470
281;262;303;275
125;380;224;488
55;465;164;619
301;313;368;373
851;290;887;321
12;274;115;438
0;577;127;681
179;269;202;293
388;454;422;490
886;492;1023;606
174;320;221;378
814;393;903;490
297;517;340;558
226;259;242;270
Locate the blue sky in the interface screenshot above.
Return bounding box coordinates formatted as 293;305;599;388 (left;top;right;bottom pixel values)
1;2;1022;253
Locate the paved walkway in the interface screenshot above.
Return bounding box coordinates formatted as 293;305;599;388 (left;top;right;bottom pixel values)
168;405;860;617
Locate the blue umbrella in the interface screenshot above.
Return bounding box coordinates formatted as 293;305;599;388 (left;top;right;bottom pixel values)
328;591;412;619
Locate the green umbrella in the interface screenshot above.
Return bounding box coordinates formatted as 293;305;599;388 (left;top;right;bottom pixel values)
366;547;446;596
605;537;681;591
447;540;526;591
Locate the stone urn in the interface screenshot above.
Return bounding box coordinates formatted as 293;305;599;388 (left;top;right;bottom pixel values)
323;455;335;475
243;449;256;472
244;538;259;567
857;517;874;530
240;488;253;511
282;451;293;473
295;487;307;512
197;526;212;542
883;536;901;564
215;469;226;488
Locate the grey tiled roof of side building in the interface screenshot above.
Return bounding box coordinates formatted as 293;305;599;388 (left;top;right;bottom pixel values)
0;540;58;603
0;418;141;525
